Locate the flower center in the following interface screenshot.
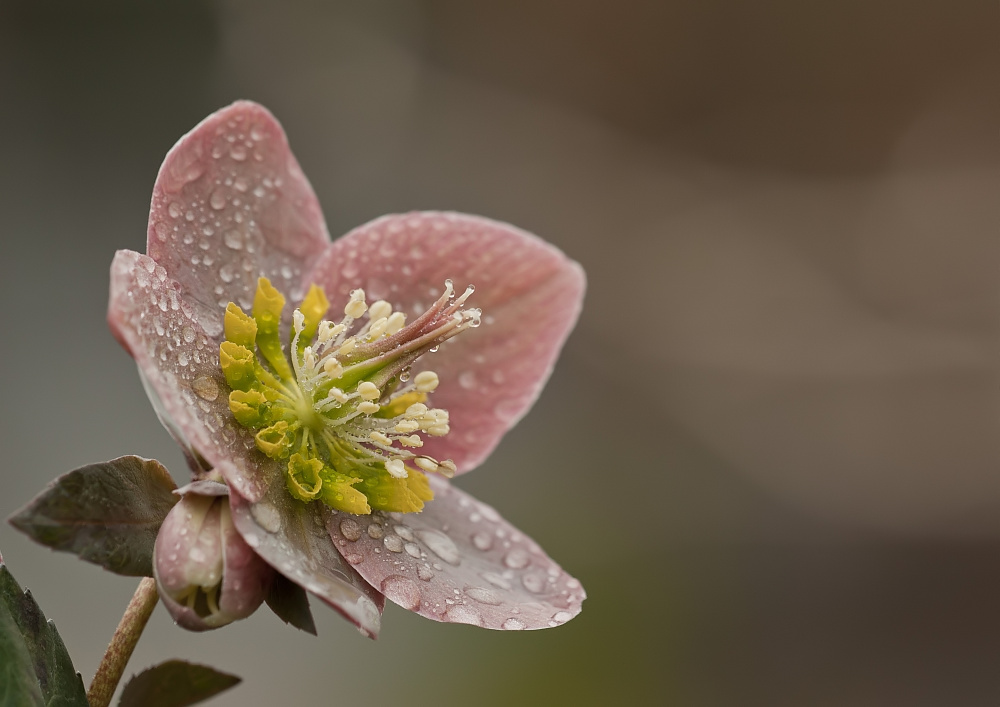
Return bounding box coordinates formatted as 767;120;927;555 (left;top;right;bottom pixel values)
219;277;480;515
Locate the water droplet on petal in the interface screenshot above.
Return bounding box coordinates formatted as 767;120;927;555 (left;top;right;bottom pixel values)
393;525;415;542
380;575;422;610
223;229;244;250
230;144;247;161
404;543;421;558
250;503;282;533
192;376;219;401
551;610;573;625
416;565;434;581
472;531;493;551
417;529;461;565
502;618;526;630
465;586;502;605
366;523;384;539
522;572;546;594
339;518;362;541
383;534;404;553
209;189;227;210
445;604;483;626
503;548;530;569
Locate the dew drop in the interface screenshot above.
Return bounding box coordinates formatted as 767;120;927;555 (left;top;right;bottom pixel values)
383;534;404;553
177;351;190;366
502;618;527;631
209;189;227;210
472;531;493;551
481;572;512;590
154;222;170;241
404;543;421;558
521;572;546;594
344;552;363;565
380;575;422;610
417;529;461;565
551;610;573;625
445;604;483;626
416;565;434;581
341;262;360;279
503;548;530;569
366;523;384;539
339;518;362;541
465;586;502;605
230;144;248;161
191;376;219;401
393;525;415;542
250;503;282;533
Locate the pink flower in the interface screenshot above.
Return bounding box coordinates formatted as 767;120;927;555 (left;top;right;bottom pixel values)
108;101;586;637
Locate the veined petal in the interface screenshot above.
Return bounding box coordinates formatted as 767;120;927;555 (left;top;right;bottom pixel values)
304;212;586;475
108;249;277;502
326;475;585;630
147;101;330;340
227;475;386;638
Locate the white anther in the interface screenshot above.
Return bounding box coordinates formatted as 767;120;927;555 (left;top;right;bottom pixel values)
303;347;316;368
385;459;407;479
414;457;439;473
317;321;335;343
369;431;392;446
399;435;423;448
368;300;392;321
344;289;367;318
338;337;356;356
324;358;343;379
414;371;439;393
427;423;450;437
357;381;380;400
405;403;428;418
438;460;457;478
368;317;388;339
328;387;350;404
394;420;420;434
443;279;454;298
292;309;305;331
385;311;406;335
357;401;380;415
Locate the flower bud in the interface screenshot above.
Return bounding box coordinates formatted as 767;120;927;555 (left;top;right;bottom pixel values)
153;492;273;631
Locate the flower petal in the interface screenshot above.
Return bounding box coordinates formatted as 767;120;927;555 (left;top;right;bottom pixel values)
227;477;385;638
147;100;330;340
326;475;585;630
305;212;585;474
108;249;277;502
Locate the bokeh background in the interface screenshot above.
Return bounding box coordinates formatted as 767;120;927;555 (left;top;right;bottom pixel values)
1;1;997;705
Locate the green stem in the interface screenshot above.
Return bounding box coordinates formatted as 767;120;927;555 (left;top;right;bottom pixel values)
87;577;159;707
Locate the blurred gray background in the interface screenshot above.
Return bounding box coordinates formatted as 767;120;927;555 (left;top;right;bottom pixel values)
0;1;997;705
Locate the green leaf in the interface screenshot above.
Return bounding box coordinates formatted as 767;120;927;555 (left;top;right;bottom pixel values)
0;563;87;707
9;456;179;577
118;660;241;707
264;572;317;635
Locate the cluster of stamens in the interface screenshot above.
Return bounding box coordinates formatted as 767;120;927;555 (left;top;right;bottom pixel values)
219;276;480;515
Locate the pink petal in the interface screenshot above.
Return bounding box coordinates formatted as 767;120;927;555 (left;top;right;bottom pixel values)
147;100;330;339
305;212;585;474
107;249;276;502
326;475;585;630
228;477;386;638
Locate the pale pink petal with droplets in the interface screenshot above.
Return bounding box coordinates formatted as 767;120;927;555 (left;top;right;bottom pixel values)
147;101;330;340
326;475;584;629
108;249;277;502
304;212;585;474
228;477;385;638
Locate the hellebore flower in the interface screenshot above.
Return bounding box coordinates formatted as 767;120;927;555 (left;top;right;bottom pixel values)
108;101;586;637
154;483;274;631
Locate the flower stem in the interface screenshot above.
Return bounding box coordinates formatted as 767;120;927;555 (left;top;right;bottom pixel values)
87;577;159;707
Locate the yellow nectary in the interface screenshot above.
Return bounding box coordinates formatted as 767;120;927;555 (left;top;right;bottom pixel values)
220;277;477;514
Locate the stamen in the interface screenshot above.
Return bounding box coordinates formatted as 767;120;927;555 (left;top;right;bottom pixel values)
385;459;407;479
357;381;380;400
357;401;380;415
344;289;367;318
414;370;439;392
367;300;392;321
324;357;343;378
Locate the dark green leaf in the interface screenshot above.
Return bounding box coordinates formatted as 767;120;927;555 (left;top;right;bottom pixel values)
0;564;87;707
9;456;178;577
118;660;240;707
264;572;317;635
